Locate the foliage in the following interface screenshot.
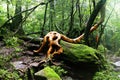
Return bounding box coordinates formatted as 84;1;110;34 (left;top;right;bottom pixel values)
0;56;9;68
102;0;120;52
4;37;19;47
0;53;19;69
97;44;107;54
114;48;120;56
0;54;21;80
0;69;22;80
51;66;67;77
3;36;22;52
93;70;120;80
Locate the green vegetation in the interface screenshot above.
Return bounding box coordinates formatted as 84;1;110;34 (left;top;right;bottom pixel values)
4;37;19;47
0;55;21;80
93;70;120;80
0;69;22;80
51;66;67;77
3;36;23;52
0;0;120;80
44;67;61;80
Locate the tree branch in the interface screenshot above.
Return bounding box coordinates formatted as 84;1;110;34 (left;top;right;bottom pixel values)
0;1;52;29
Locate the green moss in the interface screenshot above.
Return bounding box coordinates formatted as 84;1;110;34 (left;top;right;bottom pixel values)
61;41;99;63
44;67;61;80
35;66;61;80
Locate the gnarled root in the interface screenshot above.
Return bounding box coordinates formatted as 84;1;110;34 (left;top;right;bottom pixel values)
33;31;63;61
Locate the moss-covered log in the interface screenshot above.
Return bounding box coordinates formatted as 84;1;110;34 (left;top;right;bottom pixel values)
60;40;107;69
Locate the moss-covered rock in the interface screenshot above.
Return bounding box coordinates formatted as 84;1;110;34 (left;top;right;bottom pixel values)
60;40;107;69
35;66;62;80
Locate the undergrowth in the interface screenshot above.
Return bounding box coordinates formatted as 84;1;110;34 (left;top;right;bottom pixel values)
0;69;22;80
93;70;120;80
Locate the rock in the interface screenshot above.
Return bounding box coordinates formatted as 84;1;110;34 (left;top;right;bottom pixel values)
30;62;40;67
113;61;120;67
11;61;28;70
62;76;73;80
61;41;100;63
35;66;62;80
11;61;28;76
118;75;120;78
113;61;120;72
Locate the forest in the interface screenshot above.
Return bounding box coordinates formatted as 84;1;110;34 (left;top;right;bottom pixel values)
0;0;120;80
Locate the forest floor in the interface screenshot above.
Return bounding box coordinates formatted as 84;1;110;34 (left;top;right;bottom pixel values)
0;40;119;80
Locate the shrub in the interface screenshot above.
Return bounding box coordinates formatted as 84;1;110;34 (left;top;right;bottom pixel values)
93;70;120;80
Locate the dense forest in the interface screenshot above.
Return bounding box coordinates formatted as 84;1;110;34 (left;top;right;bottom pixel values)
0;0;120;80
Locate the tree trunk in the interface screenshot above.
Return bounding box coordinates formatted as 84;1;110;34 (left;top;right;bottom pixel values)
11;0;24;35
84;0;106;45
7;0;10;19
41;3;48;37
49;0;55;31
67;0;74;38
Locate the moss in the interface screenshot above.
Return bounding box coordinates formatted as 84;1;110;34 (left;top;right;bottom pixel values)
44;67;61;80
61;40;99;63
35;66;61;80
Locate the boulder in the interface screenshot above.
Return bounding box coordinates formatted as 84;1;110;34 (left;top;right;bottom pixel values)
35;66;61;80
60;41;106;69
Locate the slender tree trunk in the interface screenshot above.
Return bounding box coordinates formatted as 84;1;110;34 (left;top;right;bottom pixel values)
67;0;74;37
41;3;48;37
61;1;65;31
11;0;24;35
49;0;55;31
7;0;10;19
76;0;82;28
84;0;106;45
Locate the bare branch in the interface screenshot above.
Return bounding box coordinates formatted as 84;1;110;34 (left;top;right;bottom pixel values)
0;1;52;29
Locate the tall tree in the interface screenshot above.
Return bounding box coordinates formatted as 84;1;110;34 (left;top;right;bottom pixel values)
49;0;55;31
67;0;74;37
11;0;24;35
41;3;48;37
84;0;106;45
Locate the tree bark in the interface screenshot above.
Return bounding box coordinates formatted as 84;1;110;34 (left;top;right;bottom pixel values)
49;0;55;31
41;3;48;37
11;0;24;35
67;0;74;38
84;0;106;45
